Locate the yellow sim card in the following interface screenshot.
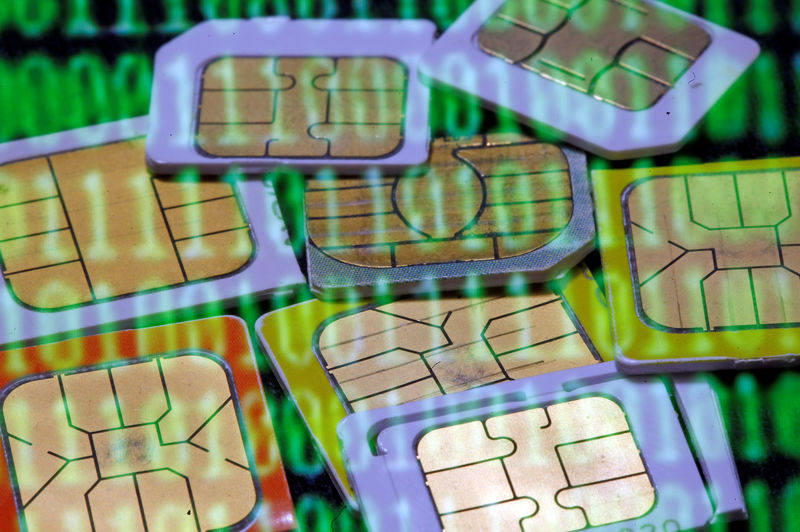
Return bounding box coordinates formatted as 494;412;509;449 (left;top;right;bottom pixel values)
258;266;612;500
0;117;304;346
594;157;800;370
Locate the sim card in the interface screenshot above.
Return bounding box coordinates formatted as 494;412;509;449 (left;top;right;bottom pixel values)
258;266;613;502
0;316;295;531
0;117;304;347
340;362;745;531
594;158;800;371
305;133;594;297
418;0;759;159
147;17;434;174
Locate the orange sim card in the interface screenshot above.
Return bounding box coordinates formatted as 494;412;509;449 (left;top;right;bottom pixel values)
0;316;295;531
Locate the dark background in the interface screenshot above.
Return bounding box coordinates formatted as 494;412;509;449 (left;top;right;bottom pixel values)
1;1;798;530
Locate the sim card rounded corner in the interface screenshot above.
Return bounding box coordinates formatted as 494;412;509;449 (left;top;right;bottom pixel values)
420;0;761;160
147;17;434;174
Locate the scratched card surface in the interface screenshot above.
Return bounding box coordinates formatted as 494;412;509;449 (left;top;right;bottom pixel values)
259;266;613;501
0;118;304;347
419;0;759;159
148;18;433;173
305;133;594;296
594;157;800;370
0;317;295;531
478;0;709;110
417;397;653;530
339;363;745;531
197;57;406;158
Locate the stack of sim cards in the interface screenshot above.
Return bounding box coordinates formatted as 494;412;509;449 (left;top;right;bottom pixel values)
0;1;780;530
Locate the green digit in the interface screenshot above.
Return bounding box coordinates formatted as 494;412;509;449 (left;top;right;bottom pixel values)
113;0;148;36
745;0;777;35
0;59;14;142
13;0;59;37
735;373;768;462
704;0;733;27
67;52;113;128
352;0;370;18
17;54;62;137
65;0;99;36
783;478;800;532
398;0;418;18
296;495;335;532
770;372;800;459
112;53;153;120
745;480;773;531
752;52;785;145
158;0;191;33
200;0;245;18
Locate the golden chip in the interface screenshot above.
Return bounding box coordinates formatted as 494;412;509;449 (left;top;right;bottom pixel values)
417;397;654;530
196;57;407;158
0;139;253;310
1;353;258;531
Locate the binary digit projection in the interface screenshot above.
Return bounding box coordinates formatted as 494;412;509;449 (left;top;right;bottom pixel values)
417;397;654;530
1;352;259;532
196;57;407;158
478;0;710;110
625;170;800;331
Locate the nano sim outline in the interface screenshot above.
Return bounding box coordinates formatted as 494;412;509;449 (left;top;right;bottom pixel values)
0;350;262;532
594;157;800;371
0;137;256;312
416;396;655;530
194;55;409;160
477;0;711;111
305;133;595;297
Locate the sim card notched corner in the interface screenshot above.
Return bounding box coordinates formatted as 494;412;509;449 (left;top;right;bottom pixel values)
304;134;595;299
418;0;760;160
146;16;435;174
338;361;745;532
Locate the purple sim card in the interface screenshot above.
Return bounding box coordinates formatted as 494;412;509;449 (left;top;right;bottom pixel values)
147;17;435;174
339;362;745;531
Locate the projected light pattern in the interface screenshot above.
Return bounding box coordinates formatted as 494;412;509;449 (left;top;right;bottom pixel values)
0;352;258;531
197;57;407;158
417;397;654;530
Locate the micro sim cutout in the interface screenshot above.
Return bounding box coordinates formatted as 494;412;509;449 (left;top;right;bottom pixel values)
305;133;594;297
594;157;800;371
0;316;295;531
0;117;304;347
418;0;759;159
257;266;613;502
339;362;745;531
147;17;434;174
